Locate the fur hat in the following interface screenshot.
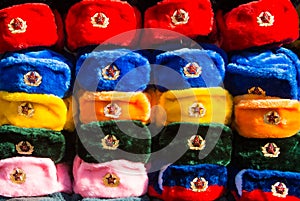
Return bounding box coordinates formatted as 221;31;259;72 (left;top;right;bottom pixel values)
0;49;72;98
0;91;67;131
76;49;150;92
216;0;299;52
233;94;300;138
224;47;300;100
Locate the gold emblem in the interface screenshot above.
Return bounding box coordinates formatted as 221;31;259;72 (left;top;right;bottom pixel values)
257;11;274;27
171;9;189;25
16;141;34;155
8;17;27;34
103;173;120;187
101;135;119;150
24;71;42;87
10;168;26;184
264;111;281;125
262;143;280;157
101;65;120;80
91;12;109;28
189;103;206;118
104;103;122;118
183;62;202;78
248;87;266;96
271;182;288;198
187;135;205;150
18;102;34;118
190;177;208;192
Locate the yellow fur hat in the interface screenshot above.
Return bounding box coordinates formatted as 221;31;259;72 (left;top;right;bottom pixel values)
233;94;300;138
78;91;151;124
0;91;67;131
63;97;76;132
155;87;233;126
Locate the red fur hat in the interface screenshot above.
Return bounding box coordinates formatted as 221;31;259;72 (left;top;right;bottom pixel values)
216;0;299;52
143;0;214;46
65;0;141;51
0;3;60;54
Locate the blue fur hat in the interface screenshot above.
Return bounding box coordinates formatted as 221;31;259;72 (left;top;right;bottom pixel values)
153;47;226;92
0;49;72;98
235;169;300;200
224;47;300;100
75;49;151;92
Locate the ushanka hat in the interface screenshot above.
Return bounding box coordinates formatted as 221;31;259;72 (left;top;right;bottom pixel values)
155;87;233;126
78;91;151;124
0;125;65;164
0;49;72;98
0;91;67;131
216;0;299;52
0;157;72;197
143;0;214;46
77;120;151;164
233;94;300;138
76;49;150;92
156;122;232;166
73;156;148;198
148;163;228;201
232;131;300;172
65;0;141;51
224;47;300;100
235;169;300;201
0;1;62;54
153;48;226;92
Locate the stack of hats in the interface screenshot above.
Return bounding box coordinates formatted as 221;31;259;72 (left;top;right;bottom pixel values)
0;0;75;199
216;0;300;200
64;0;152;200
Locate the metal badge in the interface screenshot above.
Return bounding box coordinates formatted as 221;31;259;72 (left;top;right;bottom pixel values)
8;17;27;34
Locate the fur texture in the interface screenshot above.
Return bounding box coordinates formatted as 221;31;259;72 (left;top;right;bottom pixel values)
79;91;151;124
233;94;300;138
0;157;71;197
0;125;65;163
63;97;75;132
73;156;148;198
0;91;67;131
76;49;150;92
216;0;299;52
232;132;300;172
224;47;300;100
0;3;58;54
235;169;300;200
157;122;232;166
155;87;233;126
80;195;150;201
77;120;151;163
0;49;72;98
65;0;141;51
143;0;213;45
153;48;226;91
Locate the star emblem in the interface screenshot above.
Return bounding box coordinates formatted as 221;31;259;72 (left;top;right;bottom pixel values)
271;182;288;198
189;103;206;118
16;141;34;155
101;135;119;150
264;111;281;125
171;9;189;25
8;17;27;34
261;143;280;157
103;173;120;187
101;65;120;80
10;168;26;184
248;87;266;96
257;11;274;27
190;177;208;192
18;102;34;117
183;62;202;78
104;103;122;118
24;71;42;86
187;135;206;150
91;12;109;28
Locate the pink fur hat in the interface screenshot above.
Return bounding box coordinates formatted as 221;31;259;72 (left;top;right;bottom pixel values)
73;156;148;198
0;157;72;197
